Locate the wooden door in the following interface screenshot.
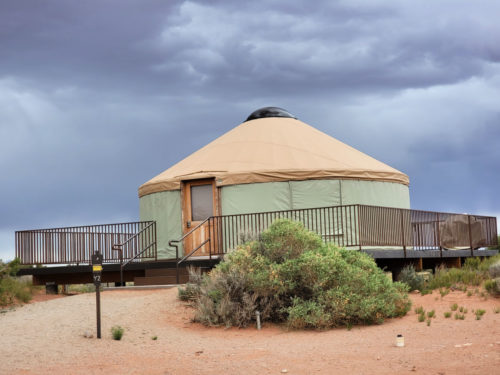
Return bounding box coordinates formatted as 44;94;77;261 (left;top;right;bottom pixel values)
182;179;217;257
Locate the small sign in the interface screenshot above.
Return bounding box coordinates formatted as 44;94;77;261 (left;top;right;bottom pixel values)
91;252;103;287
92;265;103;272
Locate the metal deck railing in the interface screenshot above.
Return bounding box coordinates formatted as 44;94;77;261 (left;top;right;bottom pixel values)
15;205;497;273
172;204;498;267
15;221;157;265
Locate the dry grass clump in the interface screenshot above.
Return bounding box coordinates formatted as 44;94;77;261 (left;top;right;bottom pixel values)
397;254;500;296
0;259;37;307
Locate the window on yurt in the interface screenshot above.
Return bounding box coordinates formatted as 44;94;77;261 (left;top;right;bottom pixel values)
190;184;213;221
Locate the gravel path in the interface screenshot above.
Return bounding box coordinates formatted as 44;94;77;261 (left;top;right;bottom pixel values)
1;288;499;374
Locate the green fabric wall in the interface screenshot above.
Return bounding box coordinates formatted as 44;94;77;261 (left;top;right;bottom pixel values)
139;190;182;259
289;180;341;209
221;179;409;215
340;180;410;209
219;179;409;251
139;179;410;257
221;182;292;214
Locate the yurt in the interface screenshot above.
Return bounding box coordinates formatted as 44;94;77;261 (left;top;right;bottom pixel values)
139;107;410;258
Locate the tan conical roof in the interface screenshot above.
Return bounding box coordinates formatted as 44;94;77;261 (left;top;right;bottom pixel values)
138;116;409;197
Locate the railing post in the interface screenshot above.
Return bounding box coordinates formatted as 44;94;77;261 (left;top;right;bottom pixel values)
168;241;179;285
357;205;362;251
176;243;179;284
437;213;442;258
209;218;212;261
154;223;158;261
119;247;124;287
468;215;473;257
400;210;407;258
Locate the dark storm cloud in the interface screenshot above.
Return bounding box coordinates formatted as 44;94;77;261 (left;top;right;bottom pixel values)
1;0;499;259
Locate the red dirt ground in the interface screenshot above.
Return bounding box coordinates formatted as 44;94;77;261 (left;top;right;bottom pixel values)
1;288;499;375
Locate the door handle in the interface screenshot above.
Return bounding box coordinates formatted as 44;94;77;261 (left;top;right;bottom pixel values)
187;221;191;228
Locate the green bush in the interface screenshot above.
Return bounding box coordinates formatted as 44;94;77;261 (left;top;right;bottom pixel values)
0;259;35;307
178;266;203;302
397;265;425;291
454;313;465;320
186;219;411;329
484;279;499;295
474;309;486;320
66;284;95;294
178;283;201;302
479;253;500;272
428;266;484;289
410;255;500;294
463;257;481;270
111;326;124;340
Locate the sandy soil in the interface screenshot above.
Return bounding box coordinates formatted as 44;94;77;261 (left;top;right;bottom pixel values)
1;288;499;375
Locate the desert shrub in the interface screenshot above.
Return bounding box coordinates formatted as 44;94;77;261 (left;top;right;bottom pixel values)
0;258;22;278
454;313;465;320
0;278;34;306
0;259;36;307
463;257;481;270
474;309;486;320
484;279;499;295
111;326;124;340
439;288;450;297
397;265;424;291
417;313;425;322
428;266;483;289
488;260;500;278
66;284;95;293
392;255;499;295
478;254;500;272
178;266;204;302
187;219;411;329
444;311;451;318
178;283;200;302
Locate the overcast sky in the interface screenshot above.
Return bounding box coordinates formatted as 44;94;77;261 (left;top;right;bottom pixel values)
1;0;499;261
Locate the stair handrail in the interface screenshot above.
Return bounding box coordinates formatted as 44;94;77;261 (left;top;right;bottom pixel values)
168;217;212;284
112;221;157;286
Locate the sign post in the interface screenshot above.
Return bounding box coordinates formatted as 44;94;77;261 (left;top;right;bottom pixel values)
92;251;103;339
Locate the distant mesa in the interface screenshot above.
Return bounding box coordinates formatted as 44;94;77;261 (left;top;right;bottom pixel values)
245;107;297;122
